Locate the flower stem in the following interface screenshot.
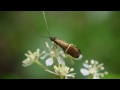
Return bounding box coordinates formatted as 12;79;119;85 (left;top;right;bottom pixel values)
60;76;64;79
87;74;93;79
35;60;48;70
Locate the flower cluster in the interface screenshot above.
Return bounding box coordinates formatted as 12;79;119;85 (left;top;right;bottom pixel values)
40;42;65;66
22;49;45;67
46;63;76;79
22;42;108;79
80;60;108;79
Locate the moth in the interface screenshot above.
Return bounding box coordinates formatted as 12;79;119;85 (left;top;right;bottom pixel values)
42;11;81;58
50;37;81;58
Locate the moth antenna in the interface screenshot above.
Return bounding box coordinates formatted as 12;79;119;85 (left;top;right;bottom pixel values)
42;11;51;37
39;35;50;38
30;28;49;39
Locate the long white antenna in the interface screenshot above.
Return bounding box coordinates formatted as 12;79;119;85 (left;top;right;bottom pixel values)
42;11;51;37
42;11;49;30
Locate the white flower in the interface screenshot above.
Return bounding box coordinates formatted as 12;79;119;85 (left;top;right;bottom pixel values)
22;49;46;67
80;60;108;79
46;63;76;79
40;42;65;66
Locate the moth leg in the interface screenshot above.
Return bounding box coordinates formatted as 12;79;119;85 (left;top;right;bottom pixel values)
53;42;58;50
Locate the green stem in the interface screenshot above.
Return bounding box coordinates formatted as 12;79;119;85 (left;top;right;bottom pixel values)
60;76;64;79
87;74;93;79
35;60;48;70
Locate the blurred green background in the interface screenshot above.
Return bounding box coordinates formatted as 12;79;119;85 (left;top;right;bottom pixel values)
0;11;120;79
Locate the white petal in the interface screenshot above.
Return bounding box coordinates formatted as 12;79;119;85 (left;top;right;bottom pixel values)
70;68;74;72
28;50;32;54
80;68;89;76
95;61;99;64
91;60;94;64
41;50;46;54
57;57;65;64
36;49;40;54
59;51;66;58
73;54;83;60
85;60;88;63
83;63;89;68
93;74;99;79
45;42;51;51
45;42;49;47
22;63;31;67
100;74;104;77
46;57;53;66
100;66;104;70
79;54;83;59
25;53;29;57
54;66;58;70
40;54;48;60
104;71;108;75
22;61;32;67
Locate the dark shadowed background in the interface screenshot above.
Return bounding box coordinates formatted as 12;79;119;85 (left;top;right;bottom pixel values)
0;11;120;79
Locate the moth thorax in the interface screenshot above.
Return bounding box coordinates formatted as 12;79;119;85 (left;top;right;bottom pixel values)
50;37;59;41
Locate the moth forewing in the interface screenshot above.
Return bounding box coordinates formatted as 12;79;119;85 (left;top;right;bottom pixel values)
65;45;81;58
51;37;81;58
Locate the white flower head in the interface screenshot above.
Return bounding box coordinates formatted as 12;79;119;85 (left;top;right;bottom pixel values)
80;59;108;79
40;42;65;66
22;49;46;67
46;63;76;79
